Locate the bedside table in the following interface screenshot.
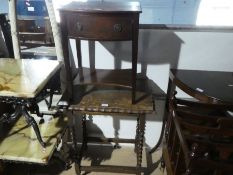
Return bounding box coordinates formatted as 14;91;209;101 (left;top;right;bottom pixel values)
59;1;141;104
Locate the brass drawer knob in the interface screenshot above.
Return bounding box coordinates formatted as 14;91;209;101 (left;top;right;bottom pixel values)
77;22;83;31
113;24;122;32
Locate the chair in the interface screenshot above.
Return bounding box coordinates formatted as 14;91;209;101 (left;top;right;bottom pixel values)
164;93;233;175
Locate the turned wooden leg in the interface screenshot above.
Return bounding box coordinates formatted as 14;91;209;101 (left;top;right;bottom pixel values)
136;114;146;175
68;113;78;161
113;117;120;149
82;114;87;150
135;116;140;153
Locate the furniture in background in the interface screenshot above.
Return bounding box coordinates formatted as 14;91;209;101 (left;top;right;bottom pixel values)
150;69;233;153
0;58;62;147
155;69;233;174
17;17;56;60
0;14;14;58
17;17;54;48
167;69;233;105
164;94;233;175
21;46;57;60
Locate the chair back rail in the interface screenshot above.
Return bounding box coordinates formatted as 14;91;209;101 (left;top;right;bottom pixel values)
165;94;233;175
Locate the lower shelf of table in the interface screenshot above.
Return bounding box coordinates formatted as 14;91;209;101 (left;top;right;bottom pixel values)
0;115;67;164
77;144;147;174
73;68;134;88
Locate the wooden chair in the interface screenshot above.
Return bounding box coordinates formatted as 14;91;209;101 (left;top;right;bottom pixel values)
164;94;233;175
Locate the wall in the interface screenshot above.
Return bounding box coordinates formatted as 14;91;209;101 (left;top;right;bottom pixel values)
69;29;233;147
0;0;8;13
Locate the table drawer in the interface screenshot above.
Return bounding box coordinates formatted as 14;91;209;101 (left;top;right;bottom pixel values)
67;13;135;40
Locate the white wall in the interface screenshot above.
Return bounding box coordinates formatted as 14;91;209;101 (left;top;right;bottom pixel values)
0;0;8;13
69;29;233;147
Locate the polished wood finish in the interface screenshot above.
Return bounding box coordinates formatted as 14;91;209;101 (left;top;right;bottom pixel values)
169;69;233;104
66;13;134;40
59;1;141;103
73;68;132;88
165;95;233;174
59;2;151;174
150;69;233;153
59;1;141;13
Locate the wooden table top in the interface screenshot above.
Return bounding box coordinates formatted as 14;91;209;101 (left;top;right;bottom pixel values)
0;58;62;98
170;69;233;104
70;89;154;115
59;1;141;13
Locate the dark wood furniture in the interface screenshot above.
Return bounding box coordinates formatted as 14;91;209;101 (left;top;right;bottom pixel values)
150;69;233;153
17;18;54;49
59;1;141;104
0;14;14;57
59;2;156;174
66;87;154;175
164;94;233;175
167;69;233;105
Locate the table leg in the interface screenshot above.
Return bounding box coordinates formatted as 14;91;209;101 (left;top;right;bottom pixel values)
68;113;78;160
136;114;145;175
82;114;88;150
30;103;43;118
22;106;46;148
1;106;21;123
135;116;140;153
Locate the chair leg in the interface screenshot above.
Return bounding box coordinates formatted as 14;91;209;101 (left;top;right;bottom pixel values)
184;169;191;175
160;155;165;171
75;162;81;175
82;114;87;150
